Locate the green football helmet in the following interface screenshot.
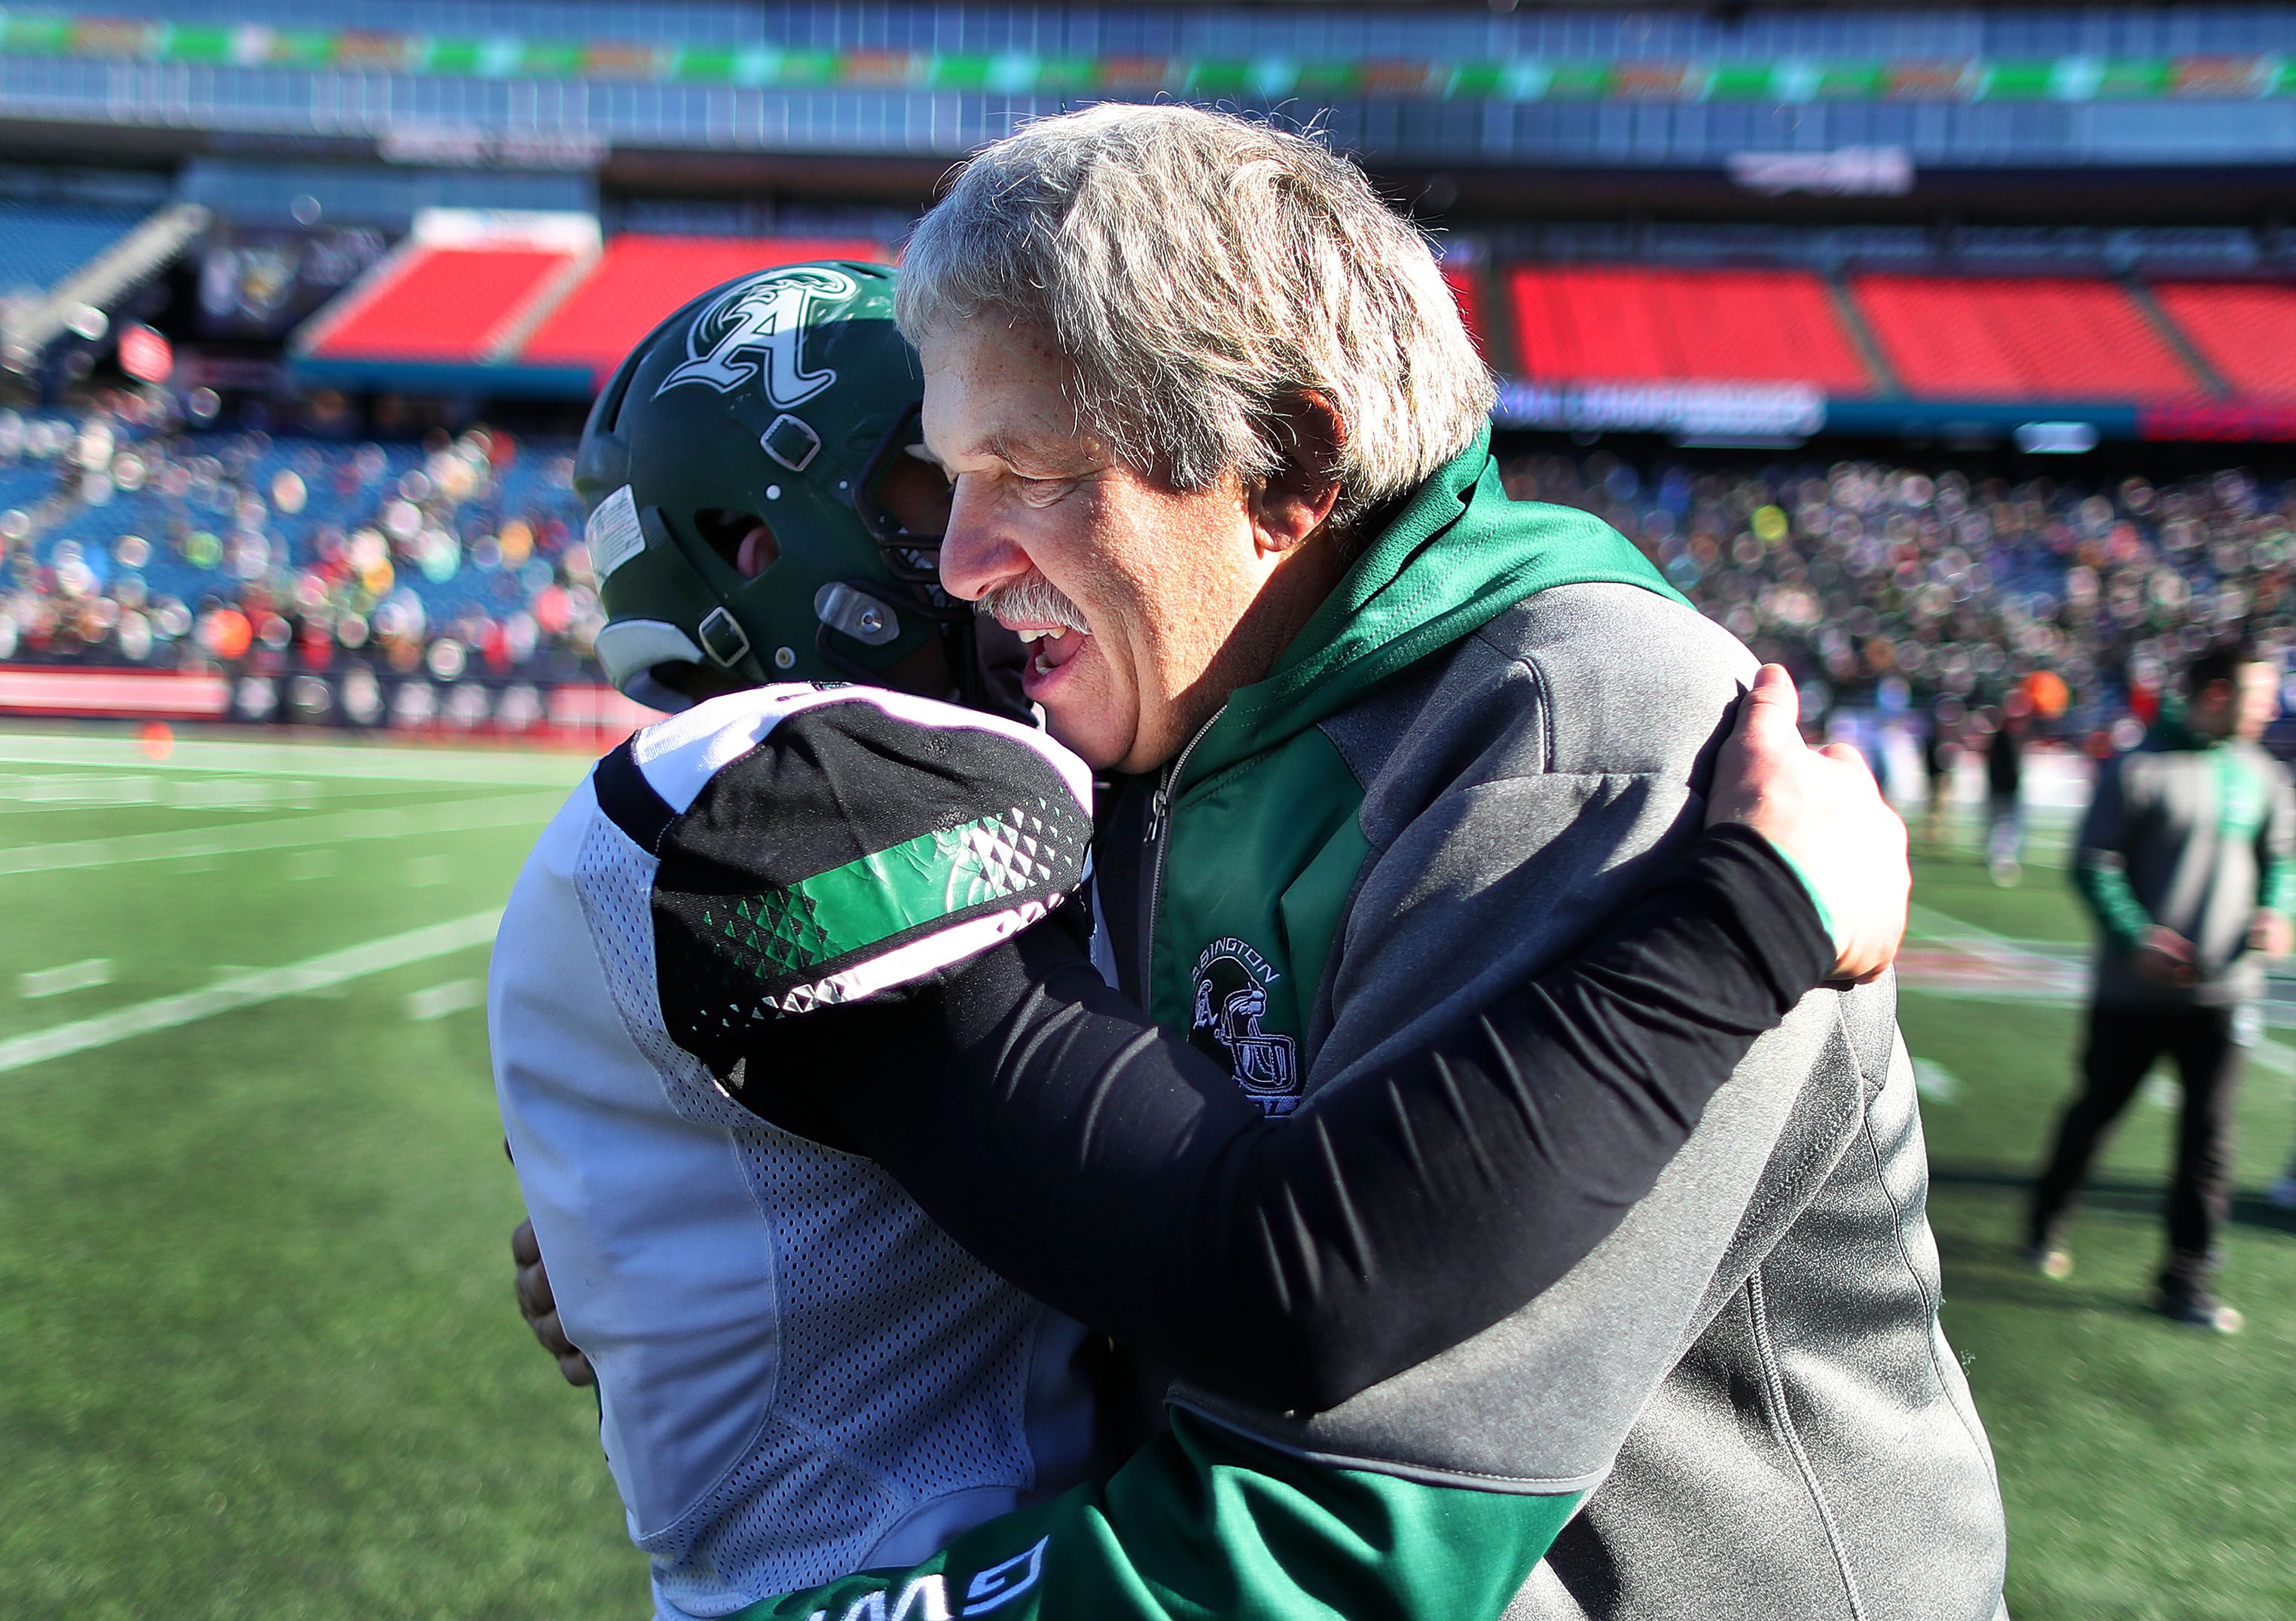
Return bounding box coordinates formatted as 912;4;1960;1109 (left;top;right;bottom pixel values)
575;261;970;713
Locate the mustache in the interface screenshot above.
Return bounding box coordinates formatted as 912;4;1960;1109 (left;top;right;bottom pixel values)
977;575;1090;636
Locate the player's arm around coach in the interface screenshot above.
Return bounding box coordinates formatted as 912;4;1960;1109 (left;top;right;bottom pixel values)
743;664;1898;1409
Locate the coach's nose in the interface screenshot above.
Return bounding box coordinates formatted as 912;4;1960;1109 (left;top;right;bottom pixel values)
936;478;1030;604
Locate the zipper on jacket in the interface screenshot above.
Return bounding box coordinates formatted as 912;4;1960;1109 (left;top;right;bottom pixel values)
1140;704;1226;992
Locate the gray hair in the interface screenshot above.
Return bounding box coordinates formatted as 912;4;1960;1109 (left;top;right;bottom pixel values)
896;104;1492;529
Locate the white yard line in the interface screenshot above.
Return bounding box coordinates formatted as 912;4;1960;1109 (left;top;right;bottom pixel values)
17;957;113;998
0;771;453;807
0;773;312;811
1907;899;2003;944
0;911;499;1076
1897;978;2087;1009
405;978;484;1022
0;774;174;812
0;731;592;787
1905;901;2078;966
0;792;563;876
1911;1058;1961;1102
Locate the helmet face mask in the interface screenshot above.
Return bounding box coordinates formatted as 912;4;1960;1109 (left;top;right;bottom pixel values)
854;401;954;585
576;261;1009;716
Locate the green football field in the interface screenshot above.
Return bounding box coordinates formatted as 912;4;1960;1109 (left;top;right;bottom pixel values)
2;727;2292;1620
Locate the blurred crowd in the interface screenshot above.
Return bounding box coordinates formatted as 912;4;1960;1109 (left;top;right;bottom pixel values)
5;395;2293;746
0;392;599;689
1499;451;2296;743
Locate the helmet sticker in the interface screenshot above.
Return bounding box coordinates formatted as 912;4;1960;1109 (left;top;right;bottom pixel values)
586;484;647;579
655;265;858;406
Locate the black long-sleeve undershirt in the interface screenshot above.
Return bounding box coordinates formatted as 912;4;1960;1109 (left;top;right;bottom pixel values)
735;823;1833;1414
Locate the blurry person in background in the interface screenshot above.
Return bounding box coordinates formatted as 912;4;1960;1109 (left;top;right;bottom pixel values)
1986;698;2029;884
2273;1140;2296;1211
1924;699;1960;844
2026;638;2294;1333
1861;713;1893;805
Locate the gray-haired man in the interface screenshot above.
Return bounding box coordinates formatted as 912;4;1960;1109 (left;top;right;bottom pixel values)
676;105;2003;1620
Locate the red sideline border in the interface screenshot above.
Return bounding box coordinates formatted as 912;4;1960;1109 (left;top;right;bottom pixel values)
0;666;662;751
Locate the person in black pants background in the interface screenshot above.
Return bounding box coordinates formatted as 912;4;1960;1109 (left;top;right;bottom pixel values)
1986;702;2028;884
2028;639;2296;1333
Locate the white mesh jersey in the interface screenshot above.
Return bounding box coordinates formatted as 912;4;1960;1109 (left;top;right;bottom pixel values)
489;689;1104;1620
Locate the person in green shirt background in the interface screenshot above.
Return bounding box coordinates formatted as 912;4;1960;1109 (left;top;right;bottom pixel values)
2029;637;2295;1332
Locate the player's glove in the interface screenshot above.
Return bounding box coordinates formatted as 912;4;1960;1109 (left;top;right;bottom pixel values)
590;682;1094;1094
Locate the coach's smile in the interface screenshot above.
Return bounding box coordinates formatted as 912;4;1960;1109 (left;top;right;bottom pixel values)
1009;621;1088;698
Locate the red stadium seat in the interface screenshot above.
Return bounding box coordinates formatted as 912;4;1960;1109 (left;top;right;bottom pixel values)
518;235;888;378
307;246;578;364
1443;262;1488;358
1852;274;2201;401
1506;265;1872;393
2151;282;2296;401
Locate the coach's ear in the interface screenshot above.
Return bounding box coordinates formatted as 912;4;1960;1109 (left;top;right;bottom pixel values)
1249;390;1345;557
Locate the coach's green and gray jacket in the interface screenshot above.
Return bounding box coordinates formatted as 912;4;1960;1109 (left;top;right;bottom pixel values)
740;431;2007;1621
1147;430;2002;1619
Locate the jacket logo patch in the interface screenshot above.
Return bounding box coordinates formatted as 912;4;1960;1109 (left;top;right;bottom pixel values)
656;264;856;406
1191;936;1300;1116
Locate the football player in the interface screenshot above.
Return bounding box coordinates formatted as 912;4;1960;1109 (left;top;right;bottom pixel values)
492;264;1898;1619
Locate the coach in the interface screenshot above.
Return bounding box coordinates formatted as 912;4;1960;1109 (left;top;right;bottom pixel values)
882;105;2007;1619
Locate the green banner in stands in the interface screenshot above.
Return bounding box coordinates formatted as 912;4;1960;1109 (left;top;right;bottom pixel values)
1;12;2293;105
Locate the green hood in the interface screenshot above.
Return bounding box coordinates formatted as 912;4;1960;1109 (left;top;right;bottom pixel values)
1189;426;1686;783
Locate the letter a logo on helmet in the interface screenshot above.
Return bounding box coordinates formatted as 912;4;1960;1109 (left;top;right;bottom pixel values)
580;260;1010;719
655;264;858;405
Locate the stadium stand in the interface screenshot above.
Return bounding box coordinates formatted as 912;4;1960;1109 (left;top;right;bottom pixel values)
292;222;897;394
1498;447;2291;733
0;402;600;722
518;234;887;379
2150;282;2296;403
1442;261;1488;359
1849;275;2201;402
0;196;208;377
303;246;585;367
9;1;2296;178
1481;249;2296;421
0;200;146;298
9;386;2289;749
1506;266;1873;394
291;209;606;392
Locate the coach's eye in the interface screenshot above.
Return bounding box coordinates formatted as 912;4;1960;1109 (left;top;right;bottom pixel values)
1013;474;1074;506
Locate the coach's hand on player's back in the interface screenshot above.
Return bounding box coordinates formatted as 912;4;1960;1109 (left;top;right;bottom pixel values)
1707;664;1910;985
